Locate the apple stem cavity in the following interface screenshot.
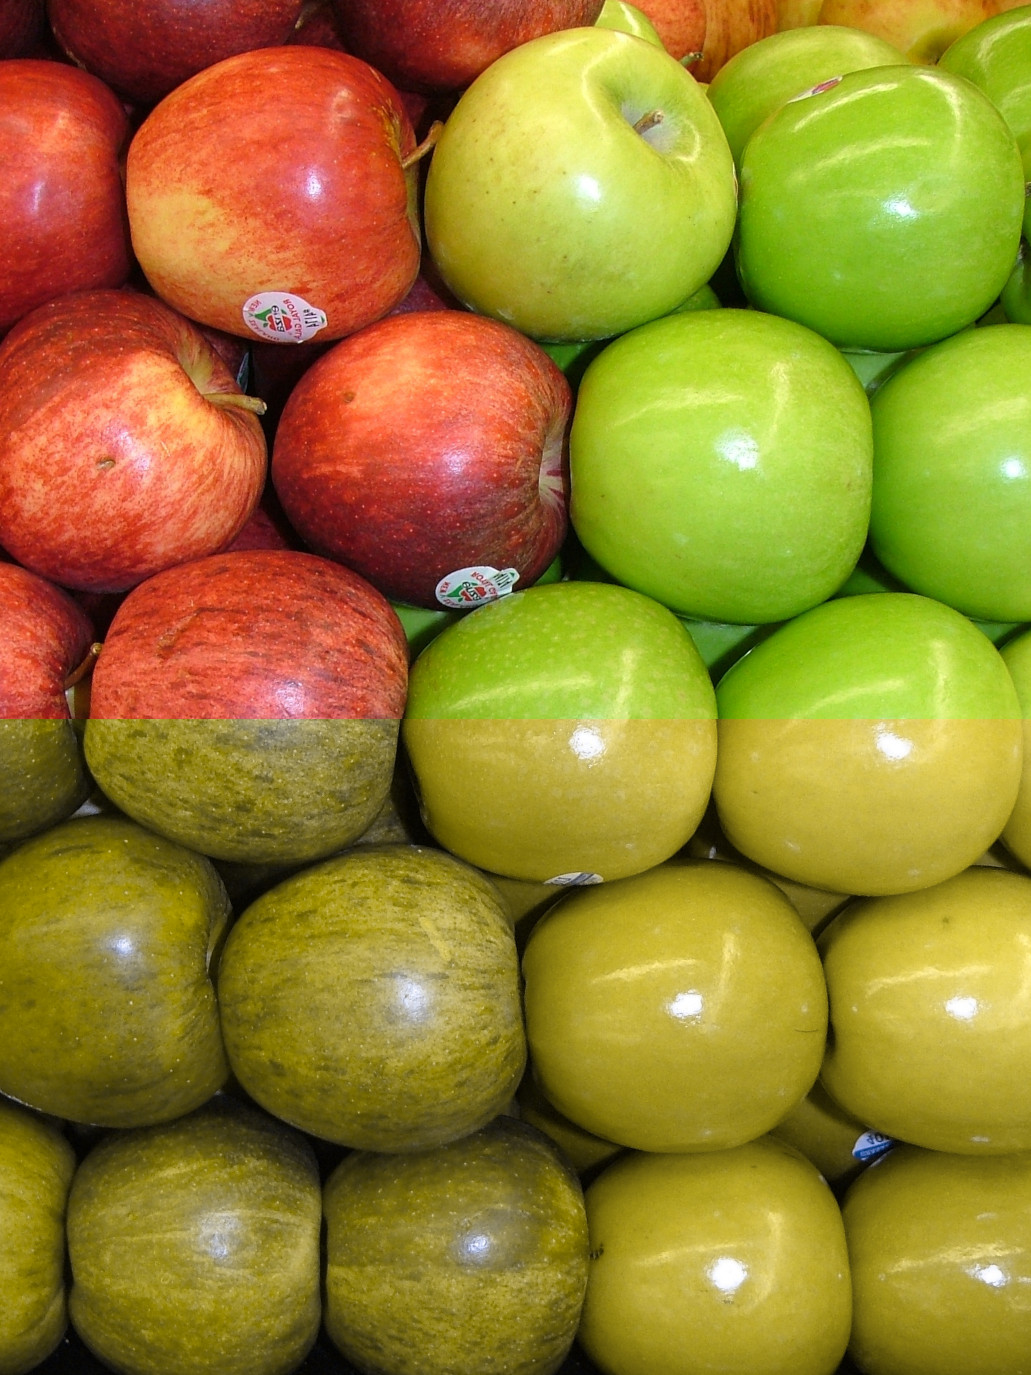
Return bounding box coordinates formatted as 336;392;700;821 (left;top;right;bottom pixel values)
201;390;267;416
63;642;102;691
401;122;444;171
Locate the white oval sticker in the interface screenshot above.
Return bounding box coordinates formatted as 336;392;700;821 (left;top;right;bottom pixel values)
242;292;327;343
435;566;519;609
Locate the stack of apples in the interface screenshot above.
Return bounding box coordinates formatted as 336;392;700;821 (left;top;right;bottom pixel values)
2;0;1031;1373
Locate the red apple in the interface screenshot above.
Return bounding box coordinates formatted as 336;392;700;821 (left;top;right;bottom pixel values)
0;0;45;57
694;0;780;79
47;0;308;106
289;0;348;48
1;564;93;719
125;46;421;345
0;60;131;338
330;0;606;91
0;288;267;593
633;0;708;60
271;310;572;609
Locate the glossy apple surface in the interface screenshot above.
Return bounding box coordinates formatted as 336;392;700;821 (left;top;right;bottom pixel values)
84;550;408;864
570;308;872;623
67;1097;321;1375
0;290;267;593
1001;626;1031;868
0;1099;75;1375
578;1139;851;1375
843;1145;1031;1375
713;593;1023;895
821;868;1031;1152
869;324;1031;621
126;46;420;344
0;814;230;1128
402;581;718;882
331;0;604;90
272;310;571;608
48;0;306;105
818;0;998;63
522;858;827;1151
424;26;737;342
706;23;905;165
0;60;130;338
736;64;1025;350
217;845;525;1150
323;1117;589;1375
597;0;666;42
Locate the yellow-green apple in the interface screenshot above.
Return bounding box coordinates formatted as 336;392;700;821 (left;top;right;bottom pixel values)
0;1099;76;1375
629;0;706;57
578;1140;851;1375
323;1117;589;1375
569;308;873;624
330;0;605;91
1;563;94;844
997;626;1031;868
869;324;1031;622
84;549;409;865
817;0;997;62
693;0;780;79
843;1146;1031;1375
67;1097;322;1375
0;60;130;338
713;592;1023;895
820;867;1031;1152
706;23;905;165
126;45;421;344
0;813;230;1128
47;0;307;105
736;64;1025;350
423;26;738;342
0;289;267;594
521;859;827;1151
596;0;667;43
217;844;525;1150
271;310;571;609
777;0;822;27
402;580;718;883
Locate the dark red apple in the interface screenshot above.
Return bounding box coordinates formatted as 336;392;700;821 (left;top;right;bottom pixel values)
0;0;45;57
48;0;307;107
1;563;94;720
125;46;421;345
0;60;131;338
0;288;267;593
271;310;572;609
330;0;606;91
288;0;348;48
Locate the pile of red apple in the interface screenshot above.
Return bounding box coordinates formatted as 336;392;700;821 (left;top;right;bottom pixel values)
3;0;1031;1373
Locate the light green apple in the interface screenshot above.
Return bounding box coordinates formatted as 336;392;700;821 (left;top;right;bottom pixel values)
736;64;1025;350
713;592;1023;895
402;581;717;882
569;308;873;624
595;0;665;46
424;26;737;342
706;24;906;167
869;323;1031;622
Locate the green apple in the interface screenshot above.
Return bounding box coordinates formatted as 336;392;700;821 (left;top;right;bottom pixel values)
820;866;1031;1153
869;323;1031;621
713;592;1022;895
515;1074;623;1175
1001;243;1031;323
217;844;525;1150
67;1097;321;1375
0;813;229;1128
842;1145;1031;1375
706;23;905;166
768;1079;885;1189
521;858;827;1152
0;720;89;847
840;345;917;396
679;617;775;681
423;26;737;342
595;0;665;45
402;581;718;883
578;1138;852;1375
736;64;1025;350
323;1116;589;1375
569;308;873;623
997;626;1031;868
0;1099;75;1375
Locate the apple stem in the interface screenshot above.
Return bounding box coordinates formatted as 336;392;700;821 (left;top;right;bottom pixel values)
64;642;102;691
634;110;665;136
402;122;444;171
293;0;323;28
202;390;268;416
681;51;704;67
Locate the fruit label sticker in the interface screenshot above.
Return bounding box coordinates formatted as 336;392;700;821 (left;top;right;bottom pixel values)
851;1129;895;1162
242;292;328;344
435;566;519;609
544;872;604;887
788;75;844;103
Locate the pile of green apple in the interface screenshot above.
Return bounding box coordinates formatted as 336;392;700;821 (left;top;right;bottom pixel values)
3;3;1031;1375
